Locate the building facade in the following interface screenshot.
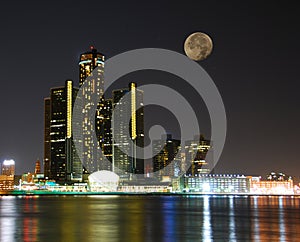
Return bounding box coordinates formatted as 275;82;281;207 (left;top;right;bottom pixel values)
96;98;113;170
43;97;51;178
185;135;212;176
45;80;82;184
0;160;15;191
152;134;181;180
1;159;15;176
181;174;250;194
78;47;105;174
112;82;144;180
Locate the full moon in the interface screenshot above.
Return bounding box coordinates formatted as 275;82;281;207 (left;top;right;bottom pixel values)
184;32;213;61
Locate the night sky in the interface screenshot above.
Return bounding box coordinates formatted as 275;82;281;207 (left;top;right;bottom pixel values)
0;1;299;179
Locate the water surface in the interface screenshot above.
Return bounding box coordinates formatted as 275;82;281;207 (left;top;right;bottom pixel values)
0;195;299;241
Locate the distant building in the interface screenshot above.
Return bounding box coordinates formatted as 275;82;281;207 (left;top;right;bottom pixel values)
112;82;144;180
0;175;14;191
0;160;15;191
250;176;294;195
1;159;15;176
34;159;41;174
185;135;212;176
266;172;292;181
152;134;181;180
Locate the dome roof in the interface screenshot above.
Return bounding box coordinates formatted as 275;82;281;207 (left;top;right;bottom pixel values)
88;170;119;183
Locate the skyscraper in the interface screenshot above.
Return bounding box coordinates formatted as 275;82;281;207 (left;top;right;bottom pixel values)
112;82;144;180
79;47;105;174
96;98;113;170
153;134;181;180
185;135;211;176
43;97;51;178
45;80;82;184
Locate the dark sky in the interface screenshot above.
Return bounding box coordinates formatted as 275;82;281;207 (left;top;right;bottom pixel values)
0;1;299;179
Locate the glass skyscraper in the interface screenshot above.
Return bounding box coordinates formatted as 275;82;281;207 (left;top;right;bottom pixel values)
152;134;181;180
185;135;212;176
112;82;144;180
44;80;82;184
78;47;105;173
43;97;51;179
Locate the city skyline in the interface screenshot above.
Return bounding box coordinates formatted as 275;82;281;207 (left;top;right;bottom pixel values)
0;1;299;179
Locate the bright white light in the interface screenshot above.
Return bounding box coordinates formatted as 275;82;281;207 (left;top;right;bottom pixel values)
3;159;15;166
203;183;211;192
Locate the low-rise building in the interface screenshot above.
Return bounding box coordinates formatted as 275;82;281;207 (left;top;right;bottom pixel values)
180;174;250;193
0;175;14;191
250;176;294;195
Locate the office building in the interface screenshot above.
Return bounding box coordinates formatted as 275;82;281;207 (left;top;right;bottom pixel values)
45;80;82;184
96;98;113;170
44;97;51;178
78;47;105;174
185;135;212;176
112;82;144;180
153;134;181;180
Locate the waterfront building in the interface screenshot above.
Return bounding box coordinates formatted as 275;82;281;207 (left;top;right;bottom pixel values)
112;82;144;180
250;176;294;195
181;174;250;193
0;160;15;191
88;170;119;192
0;175;14;191
266;172;292;181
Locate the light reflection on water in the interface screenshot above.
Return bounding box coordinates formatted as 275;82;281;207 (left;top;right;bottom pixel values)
0;195;300;241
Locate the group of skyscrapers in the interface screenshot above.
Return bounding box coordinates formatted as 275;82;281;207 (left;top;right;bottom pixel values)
44;47;211;185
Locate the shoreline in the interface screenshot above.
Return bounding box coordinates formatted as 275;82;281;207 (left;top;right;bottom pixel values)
0;190;298;197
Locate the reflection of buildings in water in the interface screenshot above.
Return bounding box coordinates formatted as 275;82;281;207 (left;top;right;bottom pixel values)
0;197;16;242
251;196;288;242
228;196;236;241
203;196;212;241
251;196;260;241
162;198;176;241
87;199;120;241
59;198;91;241
278;197;286;242
22;197;39;242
